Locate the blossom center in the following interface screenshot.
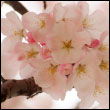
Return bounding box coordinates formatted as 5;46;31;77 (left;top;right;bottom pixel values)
94;86;104;97
82;18;88;28
82;18;92;29
62;40;73;52
98;44;108;51
76;64;86;77
41;20;46;28
14;29;25;38
26;48;39;59
48;64;58;75
99;60;109;72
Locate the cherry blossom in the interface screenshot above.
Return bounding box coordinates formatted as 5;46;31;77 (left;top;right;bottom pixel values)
1;11;26;41
22;12;54;42
13;42;41;78
67;32;109;108
32;59;67;100
1;11;28;78
46;21;91;64
53;3;82;31
1;37;21;79
77;2;108;39
98;2;109;31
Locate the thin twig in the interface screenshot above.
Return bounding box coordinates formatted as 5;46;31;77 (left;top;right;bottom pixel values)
4;1;28;15
43;1;47;10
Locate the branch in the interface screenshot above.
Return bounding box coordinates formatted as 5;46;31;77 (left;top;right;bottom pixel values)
4;1;28;15
43;1;47;9
1;77;42;103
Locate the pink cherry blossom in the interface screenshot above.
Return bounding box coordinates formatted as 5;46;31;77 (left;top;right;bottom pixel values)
67;44;109;108
98;2;109;31
22;12;54;42
46;22;91;64
45;1;75;13
32;59;67;100
1;37;21;79
77;2;108;39
13;42;41;78
1;11;26;41
1;12;27;78
53;3;82;31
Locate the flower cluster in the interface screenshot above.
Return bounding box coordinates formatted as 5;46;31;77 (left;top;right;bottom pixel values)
1;2;109;109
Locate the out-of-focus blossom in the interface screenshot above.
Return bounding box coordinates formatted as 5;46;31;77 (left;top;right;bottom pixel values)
1;12;26;78
77;2;108;39
1;11;25;41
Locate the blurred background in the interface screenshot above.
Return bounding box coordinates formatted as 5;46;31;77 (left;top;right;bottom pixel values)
1;1;109;109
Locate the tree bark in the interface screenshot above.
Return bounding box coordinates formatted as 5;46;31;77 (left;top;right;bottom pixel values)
4;1;28;15
1;77;42;103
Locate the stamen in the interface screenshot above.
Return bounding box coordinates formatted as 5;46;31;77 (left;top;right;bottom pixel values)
41;20;46;28
98;44;108;51
27;48;39;59
99;60;109;72
94;86;104;97
48;64;58;75
14;29;25;38
82;18;93;29
76;64;86;77
62;40;74;52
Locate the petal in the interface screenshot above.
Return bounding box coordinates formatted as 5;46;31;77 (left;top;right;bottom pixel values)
6;11;22;29
53;3;67;22
79;95;95;109
1;53;20;79
34;70;54;88
40;45;52;59
1;37;20;53
22;12;39;32
44;73;67;100
77;1;89;19
26;32;37;44
87;10;107;38
20;64;36;79
1;18;19;37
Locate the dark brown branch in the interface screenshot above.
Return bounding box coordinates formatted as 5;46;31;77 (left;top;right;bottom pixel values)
43;1;47;9
4;1;28;15
1;77;42;103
